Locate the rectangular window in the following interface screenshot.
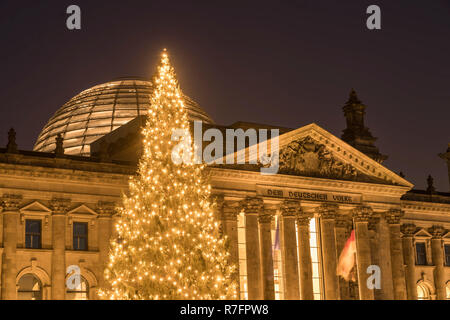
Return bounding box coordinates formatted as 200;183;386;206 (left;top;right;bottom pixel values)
444;244;450;267
416;242;427;265
73;222;88;251
25;220;42;249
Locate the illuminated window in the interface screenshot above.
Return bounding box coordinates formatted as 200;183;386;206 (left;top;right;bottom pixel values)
237;211;248;300
271;214;284;300
25;220;42;249
295;217;322;300
310;218;322;300
417;284;430;300
73;222;88;251
66;276;89;300
17;274;42;300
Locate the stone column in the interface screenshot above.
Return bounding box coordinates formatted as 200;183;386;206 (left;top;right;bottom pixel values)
352;205;374;300
240;197;263;300
1;194;22;300
218;199;240;292
368;220;378;299
428;225;446;300
50;198;70;300
335;214;352;300
258;207;275;300
280;200;300;300
318;204;340;300
296;208;314;300
385;209;407;300
375;213;394;300
401;223;418;300
97;201;115;298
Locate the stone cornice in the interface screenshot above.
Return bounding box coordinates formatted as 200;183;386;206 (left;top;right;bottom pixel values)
401;200;450;214
210;167;411;197
0;162;131;185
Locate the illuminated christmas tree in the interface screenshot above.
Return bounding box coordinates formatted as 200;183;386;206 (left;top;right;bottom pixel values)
99;50;238;300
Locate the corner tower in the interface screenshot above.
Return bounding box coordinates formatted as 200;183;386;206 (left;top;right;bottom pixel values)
341;89;388;163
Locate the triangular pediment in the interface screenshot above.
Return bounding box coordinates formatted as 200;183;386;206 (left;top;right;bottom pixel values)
414;229;432;238
68;204;98;217
20;201;52;213
244;123;413;187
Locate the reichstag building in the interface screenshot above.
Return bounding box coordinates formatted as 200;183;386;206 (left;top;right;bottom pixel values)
1;77;449;300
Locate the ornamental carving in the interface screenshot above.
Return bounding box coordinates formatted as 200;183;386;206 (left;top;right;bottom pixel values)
221;201;239;221
50;198;71;215
352;205;373;222
335;214;352;230
97;201;117;217
280;200;300;217
428;225;446;239
385;208;404;224
318;203;339;220
240;197;263;215
258;212;274;224
278;136;358;180
296;209;313;226
401;223;417;236
1;194;22;211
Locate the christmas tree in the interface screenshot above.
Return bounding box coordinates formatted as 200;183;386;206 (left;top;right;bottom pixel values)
99;50;238;300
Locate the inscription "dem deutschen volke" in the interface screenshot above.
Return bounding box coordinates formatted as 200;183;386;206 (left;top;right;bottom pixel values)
257;186;361;204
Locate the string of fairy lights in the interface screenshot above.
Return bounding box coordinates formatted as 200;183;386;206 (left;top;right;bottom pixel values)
98;50;238;300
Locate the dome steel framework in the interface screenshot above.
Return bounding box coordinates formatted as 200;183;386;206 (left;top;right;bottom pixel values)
34;78;213;156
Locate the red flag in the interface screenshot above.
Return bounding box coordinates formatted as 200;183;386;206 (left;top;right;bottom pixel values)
336;230;356;281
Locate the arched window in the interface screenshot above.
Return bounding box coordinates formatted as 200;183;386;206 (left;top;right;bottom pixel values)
17;274;42;300
417;284;431;300
66;276;89;300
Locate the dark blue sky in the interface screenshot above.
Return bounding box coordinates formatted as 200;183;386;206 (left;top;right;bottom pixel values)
0;0;449;190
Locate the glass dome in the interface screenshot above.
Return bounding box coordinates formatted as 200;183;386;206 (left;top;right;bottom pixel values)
34;77;213;156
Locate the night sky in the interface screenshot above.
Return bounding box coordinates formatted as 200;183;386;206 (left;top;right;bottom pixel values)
0;0;449;191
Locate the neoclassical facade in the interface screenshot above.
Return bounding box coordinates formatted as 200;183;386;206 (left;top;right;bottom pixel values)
0;79;449;300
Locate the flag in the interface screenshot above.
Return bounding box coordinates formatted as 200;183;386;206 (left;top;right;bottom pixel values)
336;230;356;281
